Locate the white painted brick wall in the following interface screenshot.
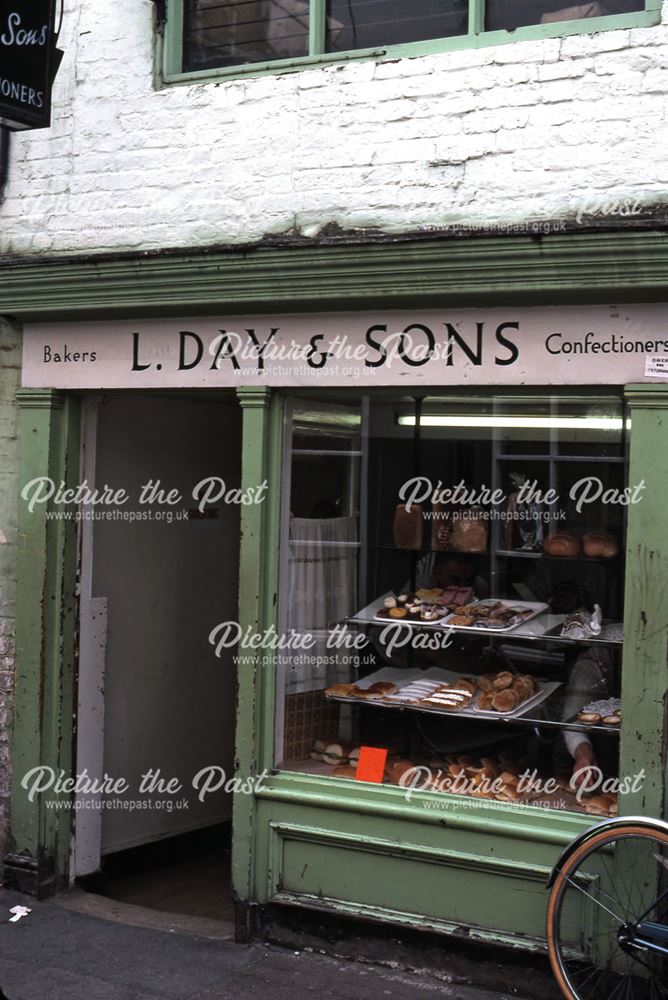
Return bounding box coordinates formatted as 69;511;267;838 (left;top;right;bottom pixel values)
0;1;667;254
0;321;20;872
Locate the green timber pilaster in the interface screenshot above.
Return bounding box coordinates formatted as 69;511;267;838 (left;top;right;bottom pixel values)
619;384;668;820
233;386;283;938
5;390;80;897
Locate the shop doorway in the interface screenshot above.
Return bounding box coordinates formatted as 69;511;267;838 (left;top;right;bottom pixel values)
73;393;241;925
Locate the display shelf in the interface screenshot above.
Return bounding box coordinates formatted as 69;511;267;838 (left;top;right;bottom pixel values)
495;549;543;559
326;686;620;737
346;593;623;647
496;453;627;464
495;549;620;562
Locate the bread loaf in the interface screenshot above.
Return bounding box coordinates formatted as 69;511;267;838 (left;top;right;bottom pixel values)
582;531;618;558
393;504;423;550
544;532;582;557
451;513;488;553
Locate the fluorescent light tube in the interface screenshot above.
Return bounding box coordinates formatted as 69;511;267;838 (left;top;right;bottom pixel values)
397;415;628;430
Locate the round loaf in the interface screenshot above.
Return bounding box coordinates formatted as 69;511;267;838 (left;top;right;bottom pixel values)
582;531;618;559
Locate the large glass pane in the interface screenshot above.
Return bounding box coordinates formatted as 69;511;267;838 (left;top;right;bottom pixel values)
276;390;627;820
486;0;643;32
326;0;467;53
184;0;309;71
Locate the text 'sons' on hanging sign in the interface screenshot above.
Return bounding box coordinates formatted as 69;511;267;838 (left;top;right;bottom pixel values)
0;0;64;130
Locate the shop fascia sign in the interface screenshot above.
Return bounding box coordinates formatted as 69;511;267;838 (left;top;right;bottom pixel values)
20;305;668;388
0;0;64;130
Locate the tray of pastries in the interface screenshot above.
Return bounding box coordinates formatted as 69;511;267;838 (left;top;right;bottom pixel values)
373;587;475;625
439;599;548;633
325;667;560;719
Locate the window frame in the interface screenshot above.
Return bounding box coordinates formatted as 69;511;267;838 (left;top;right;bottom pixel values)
160;0;662;85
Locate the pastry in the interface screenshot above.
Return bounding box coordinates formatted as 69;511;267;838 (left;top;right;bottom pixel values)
496;785;522;802
492;671;515;691
544;532;582;557
492;689;519;713
584;794;614;816
325;683;359;698
388;760;415;784
577;711;602;723
389;606;408;619
511;676;535;704
455;678;478;695
384;595;398;609
602;714;621;725
498;771;520;787
582;531;618;559
358;681;398;700
477;674;496;693
478;691;495;711
393;504;423;550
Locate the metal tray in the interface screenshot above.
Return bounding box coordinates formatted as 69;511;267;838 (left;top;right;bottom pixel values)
325;666;561;720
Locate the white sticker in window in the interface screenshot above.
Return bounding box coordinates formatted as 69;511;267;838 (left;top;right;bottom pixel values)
645;355;668;379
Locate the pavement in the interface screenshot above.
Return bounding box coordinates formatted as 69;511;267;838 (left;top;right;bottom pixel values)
0;887;526;1000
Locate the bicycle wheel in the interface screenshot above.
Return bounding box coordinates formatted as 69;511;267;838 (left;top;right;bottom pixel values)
547;823;668;1000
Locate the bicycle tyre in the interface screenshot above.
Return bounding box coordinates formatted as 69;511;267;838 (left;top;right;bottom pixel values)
547;822;668;1000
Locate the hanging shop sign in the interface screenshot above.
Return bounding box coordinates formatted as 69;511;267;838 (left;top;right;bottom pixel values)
21;304;668;389
0;0;62;130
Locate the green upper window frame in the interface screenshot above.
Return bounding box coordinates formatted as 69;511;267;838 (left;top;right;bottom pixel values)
160;0;662;84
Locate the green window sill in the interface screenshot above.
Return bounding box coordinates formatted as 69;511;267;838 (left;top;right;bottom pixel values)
159;7;662;88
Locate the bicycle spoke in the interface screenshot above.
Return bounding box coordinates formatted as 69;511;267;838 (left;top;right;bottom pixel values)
605;843;634;924
562;870;626;925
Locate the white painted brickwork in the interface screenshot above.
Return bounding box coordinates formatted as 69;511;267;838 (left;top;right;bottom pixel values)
1;3;668;253
0;322;20;872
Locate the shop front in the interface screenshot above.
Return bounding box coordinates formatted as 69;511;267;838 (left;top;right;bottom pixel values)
4;231;668;951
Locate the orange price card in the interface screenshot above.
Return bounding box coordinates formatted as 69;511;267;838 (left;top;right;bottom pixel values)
355;746;388;784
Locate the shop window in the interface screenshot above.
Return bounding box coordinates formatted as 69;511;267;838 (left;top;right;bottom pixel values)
175;0;653;77
276;390;629;820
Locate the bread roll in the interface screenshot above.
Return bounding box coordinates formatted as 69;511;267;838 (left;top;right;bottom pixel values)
499;771;520;787
493;671;514;691
492;689;519;713
582;531;618;559
332;765;357;779
393;504;423;550
323;742;352;765
584;794;612;816
388;760;416;785
544;533;582;557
